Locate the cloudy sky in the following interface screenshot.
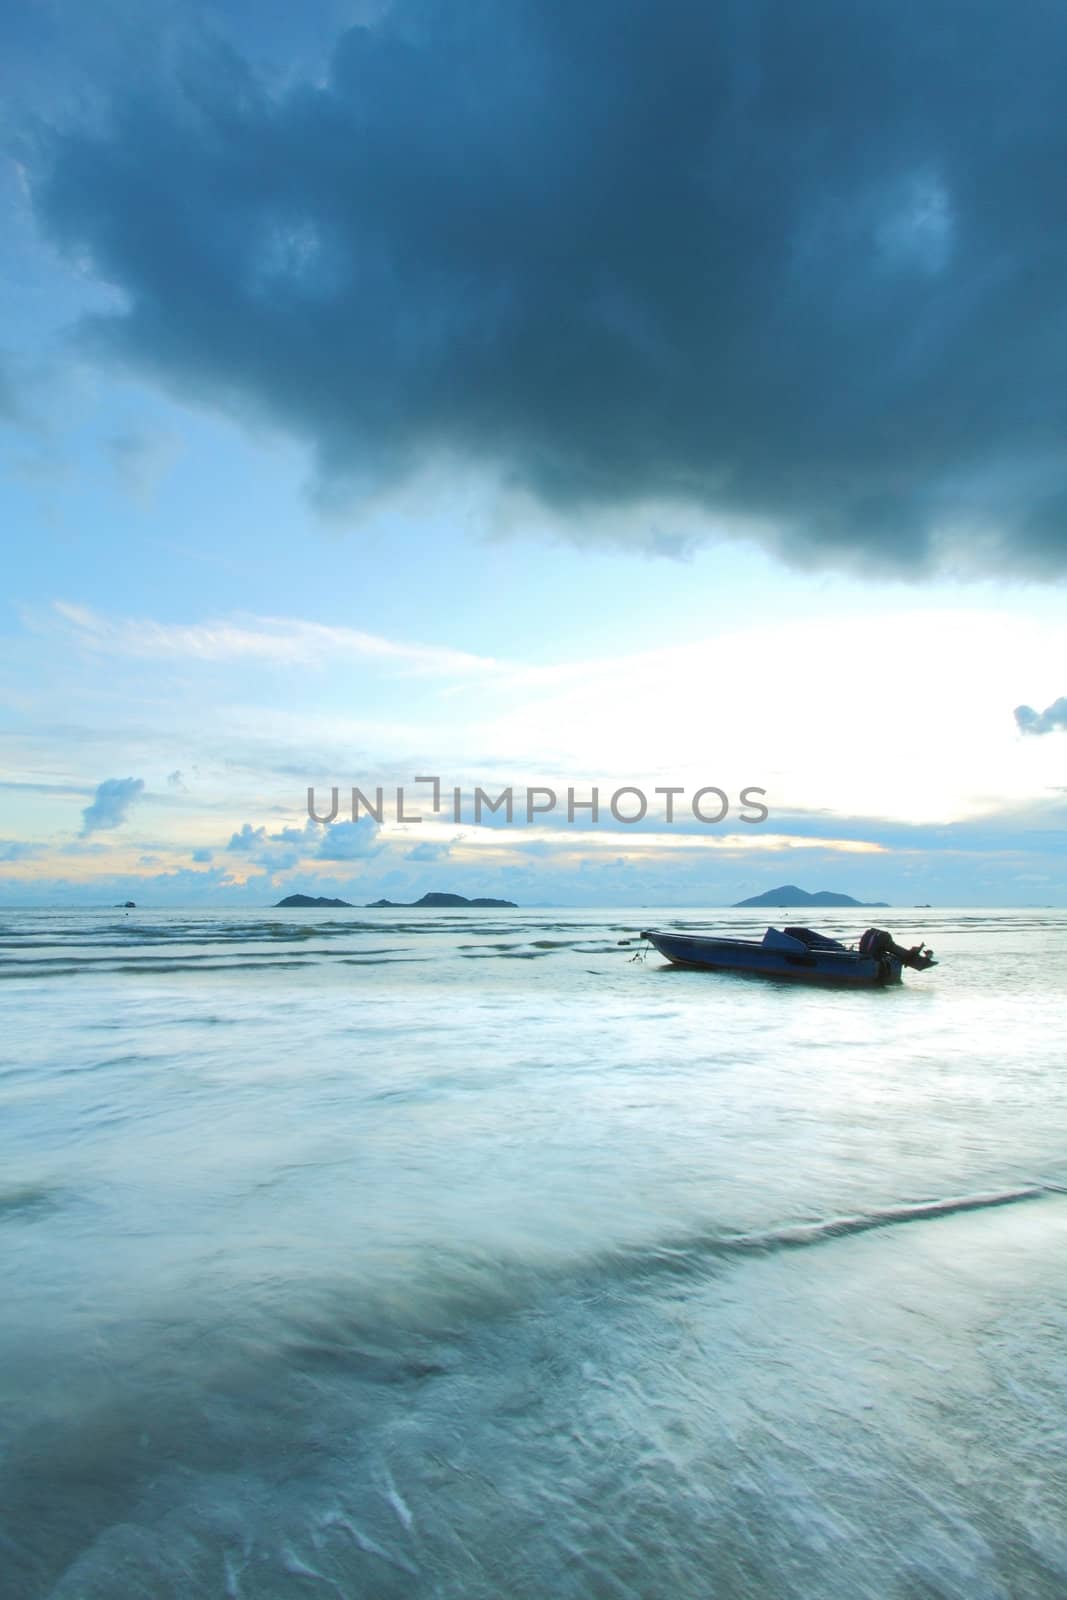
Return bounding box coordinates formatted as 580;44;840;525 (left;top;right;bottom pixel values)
1;0;1064;906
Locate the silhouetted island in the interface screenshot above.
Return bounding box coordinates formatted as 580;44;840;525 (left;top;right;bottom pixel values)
367;892;518;908
733;884;889;908
275;894;354;908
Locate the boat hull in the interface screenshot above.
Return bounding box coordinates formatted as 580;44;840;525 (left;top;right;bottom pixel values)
640;930;902;988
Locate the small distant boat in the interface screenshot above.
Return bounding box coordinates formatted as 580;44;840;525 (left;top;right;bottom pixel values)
639;925;937;988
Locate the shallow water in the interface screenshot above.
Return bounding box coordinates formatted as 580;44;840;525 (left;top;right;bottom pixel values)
2;906;1066;1598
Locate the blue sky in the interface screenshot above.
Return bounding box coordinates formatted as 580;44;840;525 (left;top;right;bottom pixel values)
1;0;1065;906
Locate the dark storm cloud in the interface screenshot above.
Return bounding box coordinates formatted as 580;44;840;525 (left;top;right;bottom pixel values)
1015;697;1067;735
26;0;1067;573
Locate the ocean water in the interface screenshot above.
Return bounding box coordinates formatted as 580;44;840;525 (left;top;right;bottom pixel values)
2;905;1066;1600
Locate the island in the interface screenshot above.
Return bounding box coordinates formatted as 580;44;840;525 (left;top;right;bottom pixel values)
366;892;518;908
733;884;889;908
275;894;354;908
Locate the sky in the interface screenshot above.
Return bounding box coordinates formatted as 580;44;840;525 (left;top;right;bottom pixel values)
1;0;1064;907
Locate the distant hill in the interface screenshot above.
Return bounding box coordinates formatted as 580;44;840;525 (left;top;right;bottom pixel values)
275;894;353;908
367;892;518;908
733;884;889;908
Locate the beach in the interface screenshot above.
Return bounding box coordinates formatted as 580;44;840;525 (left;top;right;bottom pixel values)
2;907;1066;1597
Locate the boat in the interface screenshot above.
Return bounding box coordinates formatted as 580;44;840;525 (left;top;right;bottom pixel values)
638;925;937;988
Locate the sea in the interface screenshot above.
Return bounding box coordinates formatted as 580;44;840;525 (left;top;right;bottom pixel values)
2;905;1066;1600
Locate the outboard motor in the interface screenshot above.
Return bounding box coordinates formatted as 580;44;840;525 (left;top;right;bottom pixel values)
859;928;937;970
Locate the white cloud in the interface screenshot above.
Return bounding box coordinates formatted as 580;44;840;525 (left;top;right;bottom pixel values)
49;601;497;677
80;776;145;836
14;602;1066;857
404;839;452;862
223;815;381;865
458;609;1067;825
1015;696;1067;736
315;818;381;861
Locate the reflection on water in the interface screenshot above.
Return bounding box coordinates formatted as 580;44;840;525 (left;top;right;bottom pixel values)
2;907;1066;1598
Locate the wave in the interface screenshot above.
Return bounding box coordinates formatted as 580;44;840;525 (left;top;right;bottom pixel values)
270;1182;1063;1365
667;1184;1048;1261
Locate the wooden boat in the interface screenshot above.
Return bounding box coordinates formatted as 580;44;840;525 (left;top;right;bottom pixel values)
639;925;937;988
